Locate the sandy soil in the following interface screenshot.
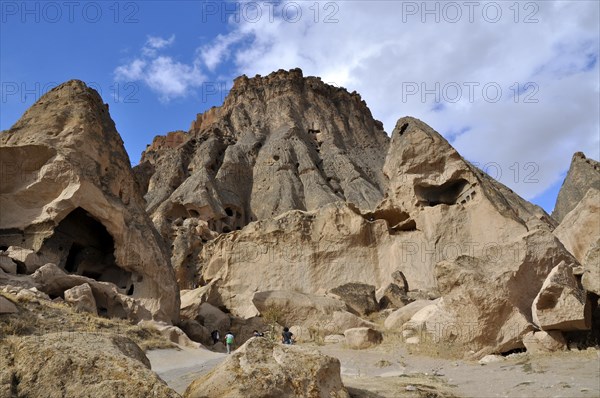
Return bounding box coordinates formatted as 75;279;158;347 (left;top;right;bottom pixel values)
148;343;600;397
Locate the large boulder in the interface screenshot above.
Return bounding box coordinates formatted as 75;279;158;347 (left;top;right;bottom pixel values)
64;283;97;314
327;282;379;316
384;300;436;330
0;333;179;397
523;330;567;354
344;327;383;349
552;152;600;223
554;188;600;295
0;80;179;323
377;282;411;310
197;302;231;333
32;263;150;320
184;336;349;398
252;290;374;335
532;261;591;331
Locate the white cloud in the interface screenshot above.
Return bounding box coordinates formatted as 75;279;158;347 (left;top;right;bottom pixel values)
198;0;599;202
115;35;205;101
143;34;176;57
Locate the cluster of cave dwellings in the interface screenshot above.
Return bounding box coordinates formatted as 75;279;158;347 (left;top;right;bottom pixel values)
167;202;248;234
39;208;136;295
414;179;477;207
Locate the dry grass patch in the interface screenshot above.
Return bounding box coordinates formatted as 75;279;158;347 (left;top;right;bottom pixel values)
0;292;173;351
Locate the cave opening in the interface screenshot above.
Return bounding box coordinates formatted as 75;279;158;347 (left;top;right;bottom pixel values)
414;179;470;206
41;208;133;294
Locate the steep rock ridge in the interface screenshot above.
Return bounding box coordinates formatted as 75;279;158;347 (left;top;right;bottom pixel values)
377;117;578;357
552;152;600;222
0;80;179;323
135;68;390;287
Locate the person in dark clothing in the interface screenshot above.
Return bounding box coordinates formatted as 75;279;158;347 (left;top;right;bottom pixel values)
282;327;294;344
211;330;220;345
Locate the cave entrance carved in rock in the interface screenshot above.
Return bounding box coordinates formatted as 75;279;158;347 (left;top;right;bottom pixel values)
41;207;134;295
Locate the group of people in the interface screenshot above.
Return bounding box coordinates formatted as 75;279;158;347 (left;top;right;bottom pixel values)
209;327;295;354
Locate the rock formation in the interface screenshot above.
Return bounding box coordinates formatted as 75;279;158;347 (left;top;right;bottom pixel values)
554;188;600;295
3;70;597;364
133;69;389;288
552;152;600;222
0;80;179;323
0;333;179;398
372;117;580;356
184;337;349;398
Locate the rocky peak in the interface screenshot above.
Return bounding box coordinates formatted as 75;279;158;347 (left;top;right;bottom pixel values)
552;152;600;222
135;69;391;287
1;80;179;323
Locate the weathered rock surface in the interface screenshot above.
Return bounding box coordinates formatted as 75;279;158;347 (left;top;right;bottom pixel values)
554;188;600;295
344;327;383;349
32;263;150;320
252;290;374;335
138;320;202;349
552;152;600;222
0;333;179;398
64;282;97;314
384;300;435;330
179;282;220;320
178;319;211;344
0;80;179;323
328;282;379;316
375;117;574;357
532;261;591;331
0;256;17;274
184;336;349;398
5;246;42;273
197;302;231;333
0;295;18;314
523;330;567;354
377;282;411;310
135;69;389;288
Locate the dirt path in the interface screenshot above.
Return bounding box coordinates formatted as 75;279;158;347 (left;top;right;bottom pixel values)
147;343;600;397
318;343;600;398
147;346;227;394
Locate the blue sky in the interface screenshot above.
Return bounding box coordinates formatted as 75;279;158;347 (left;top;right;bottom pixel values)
1;1;599;214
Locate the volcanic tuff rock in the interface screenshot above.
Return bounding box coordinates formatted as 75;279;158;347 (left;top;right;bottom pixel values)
373;117;578;356
199;115;576;356
134;68;389;287
554;188;600;295
0;333;179;398
0;80;179;323
184;336;349;398
552;152;600;222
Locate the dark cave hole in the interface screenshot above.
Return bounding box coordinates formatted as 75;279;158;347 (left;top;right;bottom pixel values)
414;179;470;206
398;123;409;135
41;207;134;294
501;347;526;356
